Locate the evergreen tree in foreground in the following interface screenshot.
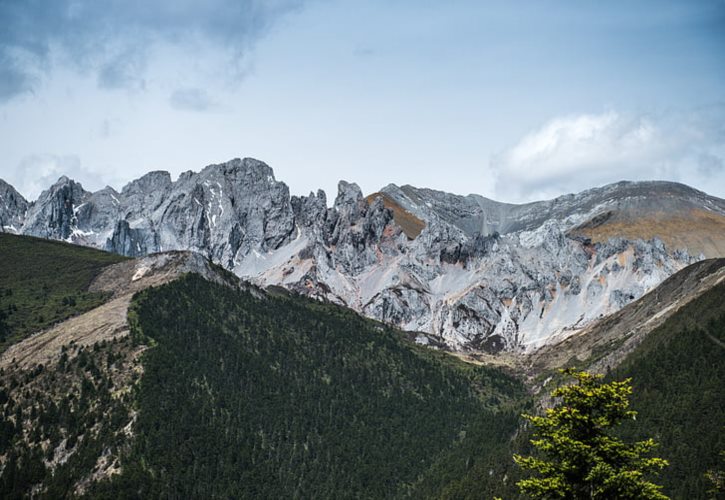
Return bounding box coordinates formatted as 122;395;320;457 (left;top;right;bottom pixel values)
514;369;668;499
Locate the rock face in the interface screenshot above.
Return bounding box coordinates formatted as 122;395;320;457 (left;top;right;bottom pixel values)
0;179;29;233
529;257;725;375
21;176;92;241
7;158;725;353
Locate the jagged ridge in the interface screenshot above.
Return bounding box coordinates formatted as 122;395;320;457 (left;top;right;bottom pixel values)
1;158;724;353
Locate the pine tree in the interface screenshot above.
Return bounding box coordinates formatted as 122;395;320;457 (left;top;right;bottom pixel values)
514;368;668;499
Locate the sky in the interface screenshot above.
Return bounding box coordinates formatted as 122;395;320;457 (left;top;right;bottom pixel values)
0;0;724;204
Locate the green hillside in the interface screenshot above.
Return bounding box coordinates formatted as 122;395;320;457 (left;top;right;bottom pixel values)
0;234;126;351
90;274;527;498
0;266;528;498
609;282;725;498
410;281;725;499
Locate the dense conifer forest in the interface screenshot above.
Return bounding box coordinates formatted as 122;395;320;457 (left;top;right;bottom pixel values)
90;274;527;498
413;282;725;499
609;282;725;498
0;235;723;498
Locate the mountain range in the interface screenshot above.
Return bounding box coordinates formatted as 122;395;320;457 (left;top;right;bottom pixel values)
2;157;725;354
0;230;722;498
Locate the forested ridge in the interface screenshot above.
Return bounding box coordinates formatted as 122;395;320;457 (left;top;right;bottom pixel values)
407;281;725;499
609;282;725;498
90;274;527;498
0;234;723;498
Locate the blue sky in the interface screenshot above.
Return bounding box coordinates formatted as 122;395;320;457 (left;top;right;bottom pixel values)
0;0;723;202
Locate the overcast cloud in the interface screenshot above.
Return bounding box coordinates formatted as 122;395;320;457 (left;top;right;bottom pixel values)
0;0;303;100
0;1;723;204
170;88;218;112
11;155;122;200
491;106;725;202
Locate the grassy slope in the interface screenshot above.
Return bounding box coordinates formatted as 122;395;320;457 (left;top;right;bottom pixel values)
365;192;426;239
90;274;527;499
575;208;725;259
0;234;126;351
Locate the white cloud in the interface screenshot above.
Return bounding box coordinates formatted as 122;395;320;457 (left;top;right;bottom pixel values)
10;155;122;200
491;106;725;202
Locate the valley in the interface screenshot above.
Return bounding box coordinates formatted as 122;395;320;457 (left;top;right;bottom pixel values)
2;2;722;497
0;232;722;497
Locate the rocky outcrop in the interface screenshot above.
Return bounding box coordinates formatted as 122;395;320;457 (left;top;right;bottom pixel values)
9;158;725;354
21;176;91;241
16;158;296;269
0;179;28;233
529;258;725;374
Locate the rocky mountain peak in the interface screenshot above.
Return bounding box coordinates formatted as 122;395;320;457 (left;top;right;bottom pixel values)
40;175;88;200
225;157;272;175
197;158;280;190
21;176;90;241
290;189;328;230
0;179;29;233
6;161;725;354
334;180;363;207
121;170;172;196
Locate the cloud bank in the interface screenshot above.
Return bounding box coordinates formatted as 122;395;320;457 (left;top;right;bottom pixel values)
491;105;725;202
10;155;122;201
0;0;303;101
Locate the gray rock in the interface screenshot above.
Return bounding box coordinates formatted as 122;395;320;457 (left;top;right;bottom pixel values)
5;160;723;354
0;179;28;233
21;176;90;241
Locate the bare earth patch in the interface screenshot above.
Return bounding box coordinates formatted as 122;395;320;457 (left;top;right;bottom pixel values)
0;251;235;371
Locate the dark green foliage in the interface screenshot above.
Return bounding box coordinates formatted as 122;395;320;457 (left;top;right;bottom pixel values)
0;234;126;351
609;283;725;499
515;369;668;499
412;283;725;499
92;274;526;499
0;338;137;499
408;408;529;499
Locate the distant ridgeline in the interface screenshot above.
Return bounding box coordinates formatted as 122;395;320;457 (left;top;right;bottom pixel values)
3;160;725;354
0;233;723;498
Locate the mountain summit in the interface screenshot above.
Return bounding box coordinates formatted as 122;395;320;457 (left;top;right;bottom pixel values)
2;158;724;352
